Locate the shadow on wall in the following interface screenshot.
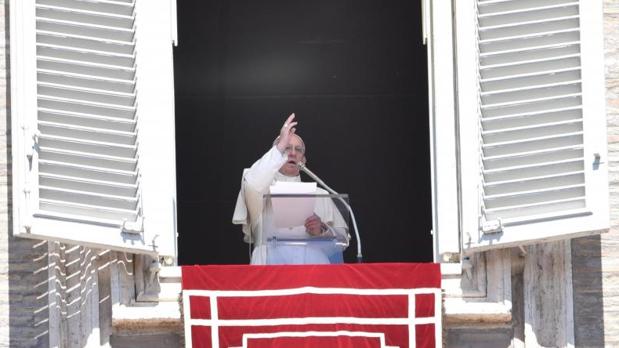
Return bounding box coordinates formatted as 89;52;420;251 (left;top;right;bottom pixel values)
571;235;605;346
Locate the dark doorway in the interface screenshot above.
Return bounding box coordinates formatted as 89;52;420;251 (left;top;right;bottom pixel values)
174;0;431;265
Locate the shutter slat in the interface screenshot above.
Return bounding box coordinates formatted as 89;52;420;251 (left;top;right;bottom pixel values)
480;30;579;54
479;3;578;27
482;132;582;158
40;186;138;210
481;81;581;106
37;5;135;29
481;53;580;71
485;171;584;195
479;17;579;42
40;173;137;197
37;44;135;67
484;178;584;197
483;146;582;165
38;96;135;119
37;18;134;42
38;71;135;93
478;0;514;4
481;69;580;93
482;79;581;100
38;109;136;132
39;160;137;184
482;95;581;118
39;147;136;172
37;52;135;71
38;0;135;16
480;56;580;80
37;31;134;54
478;0;577;16
480;40;580;58
39;120;136;136
38;59;135;80
38;121;136;145
484;198;585;221
38;84;135;107
39;199;138;221
482;105;581;123
38;135;136;158
38;68;135;85
479;28;579;45
484;158;584;182
480;44;580;67
484;185;584;209
482;119;582;139
482;92;581;110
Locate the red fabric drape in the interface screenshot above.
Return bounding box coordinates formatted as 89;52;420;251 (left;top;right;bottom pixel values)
182;263;441;348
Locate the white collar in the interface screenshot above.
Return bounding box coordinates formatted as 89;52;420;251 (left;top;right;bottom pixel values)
274;171;301;183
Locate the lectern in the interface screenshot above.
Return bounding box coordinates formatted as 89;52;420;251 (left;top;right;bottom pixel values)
259;193;351;264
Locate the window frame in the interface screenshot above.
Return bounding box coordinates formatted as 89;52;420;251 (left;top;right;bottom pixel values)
426;0;461;262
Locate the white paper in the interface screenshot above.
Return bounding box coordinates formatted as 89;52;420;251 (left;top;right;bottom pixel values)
269;182;317;228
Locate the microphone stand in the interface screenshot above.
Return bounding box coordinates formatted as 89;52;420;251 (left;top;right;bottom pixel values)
298;163;363;263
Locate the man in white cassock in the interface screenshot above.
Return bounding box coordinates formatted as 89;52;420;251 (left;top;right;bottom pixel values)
232;114;350;264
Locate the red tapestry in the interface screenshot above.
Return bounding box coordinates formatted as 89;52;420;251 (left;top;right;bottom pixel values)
182;263;441;348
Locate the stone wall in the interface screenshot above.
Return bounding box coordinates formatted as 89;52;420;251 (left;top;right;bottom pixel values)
0;1;52;346
602;1;619;345
571;1;619;346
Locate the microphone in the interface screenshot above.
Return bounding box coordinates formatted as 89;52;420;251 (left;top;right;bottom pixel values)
297;162;363;263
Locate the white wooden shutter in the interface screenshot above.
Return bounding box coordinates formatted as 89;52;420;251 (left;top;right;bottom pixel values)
10;0;177;256
455;0;608;252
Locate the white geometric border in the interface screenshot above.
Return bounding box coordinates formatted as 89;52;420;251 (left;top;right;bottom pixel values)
182;287;442;348
229;330;398;348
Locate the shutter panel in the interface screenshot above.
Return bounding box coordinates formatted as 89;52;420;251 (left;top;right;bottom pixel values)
455;0;609;251
36;0;140;224
10;0;177;257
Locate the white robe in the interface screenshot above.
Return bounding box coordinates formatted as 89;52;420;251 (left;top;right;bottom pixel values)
232;146;349;264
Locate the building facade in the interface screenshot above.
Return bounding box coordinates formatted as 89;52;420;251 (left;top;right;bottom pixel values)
0;0;618;347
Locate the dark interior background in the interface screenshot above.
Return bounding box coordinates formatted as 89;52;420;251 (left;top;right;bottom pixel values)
174;0;432;265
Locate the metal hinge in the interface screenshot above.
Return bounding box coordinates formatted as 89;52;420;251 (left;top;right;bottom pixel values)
122;216;144;234
481;218;503;234
461;256;473;280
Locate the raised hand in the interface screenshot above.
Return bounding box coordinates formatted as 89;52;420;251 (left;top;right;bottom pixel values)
276;113;298;153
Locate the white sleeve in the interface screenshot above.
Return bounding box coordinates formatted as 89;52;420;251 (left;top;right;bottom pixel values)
244;145;288;193
232;146;287;243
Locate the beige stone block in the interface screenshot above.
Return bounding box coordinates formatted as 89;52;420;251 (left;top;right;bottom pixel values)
601;273;619;289
598;233;619;252
601;291;619;308
606;1;619;15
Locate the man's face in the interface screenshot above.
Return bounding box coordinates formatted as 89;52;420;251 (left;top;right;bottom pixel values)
279;135;306;176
